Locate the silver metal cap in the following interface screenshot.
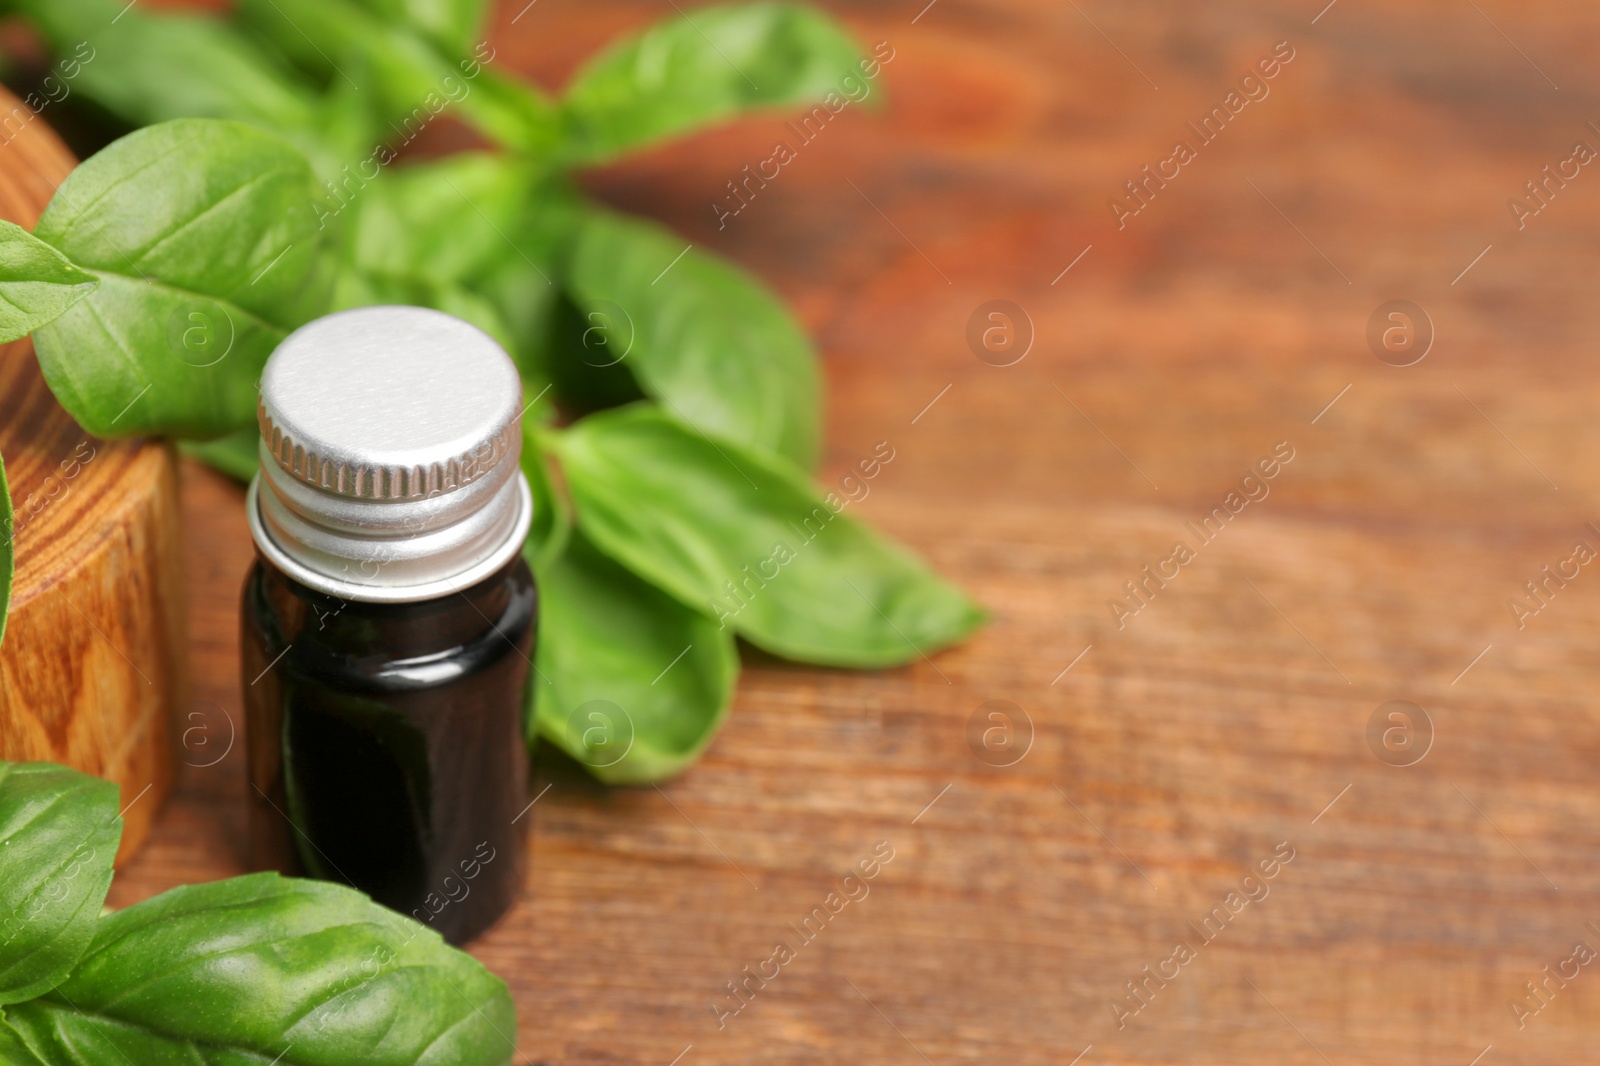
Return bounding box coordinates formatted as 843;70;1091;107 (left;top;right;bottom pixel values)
247;305;532;603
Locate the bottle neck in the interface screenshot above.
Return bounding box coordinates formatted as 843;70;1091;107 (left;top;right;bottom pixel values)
248;441;532;605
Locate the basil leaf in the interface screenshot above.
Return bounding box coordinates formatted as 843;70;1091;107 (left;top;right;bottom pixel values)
237;0;557;154
32;119;326;439
563;209;820;468
340;154;567;288
0;762;121;1006
522;427;569;576
334;154;575;379
0;872;516;1065
15;0;320;138
534;530;736;784
453;68;563;156
559;1;874;165
0;454;10;648
179;430;260;483
330;267;517;356
0;221;97;344
543;293;647;415
345;0;490;59
479;256;561;384
558;406;984;668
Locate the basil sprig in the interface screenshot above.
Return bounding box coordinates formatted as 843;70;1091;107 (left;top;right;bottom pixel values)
0;0;981;782
0;760;517;1066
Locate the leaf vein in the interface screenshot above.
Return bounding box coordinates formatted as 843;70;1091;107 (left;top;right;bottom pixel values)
47;131;207;252
129;165;299;272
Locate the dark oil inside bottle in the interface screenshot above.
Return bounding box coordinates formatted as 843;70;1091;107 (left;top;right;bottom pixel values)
242;555;535;945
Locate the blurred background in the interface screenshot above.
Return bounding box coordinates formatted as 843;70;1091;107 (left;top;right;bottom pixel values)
8;0;1600;1063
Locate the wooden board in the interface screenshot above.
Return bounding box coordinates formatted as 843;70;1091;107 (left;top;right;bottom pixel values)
0;95;183;865
110;1;1600;1063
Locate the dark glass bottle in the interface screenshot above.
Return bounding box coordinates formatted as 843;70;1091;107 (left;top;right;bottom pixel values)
240;305;537;946
242;556;534;945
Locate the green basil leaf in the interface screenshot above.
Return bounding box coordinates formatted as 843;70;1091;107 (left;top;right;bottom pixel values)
333;153;575;380
542;293;647;415
32;119;326;439
179;430;260;483
563;208;820;468
558;406;984;668
558;1;876;165
330;267;517;356
14;0;320;138
0;872;516;1065
478;257;561;384
0;762;121;1006
533;530;736;784
293;84;395;180
345;0;490;59
0;454;11;648
0;221;97;344
339;154;566;288
237;0;558;154
522;426;569;575
235;0;406;88
453;68;563;156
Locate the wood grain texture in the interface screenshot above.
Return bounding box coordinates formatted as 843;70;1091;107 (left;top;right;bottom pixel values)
110;1;1600;1063
0;91;183;864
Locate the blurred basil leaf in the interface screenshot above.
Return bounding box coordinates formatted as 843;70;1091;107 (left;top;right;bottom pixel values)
0;762;121;1006
533;530;737;784
542;293;647;415
0;454;10;648
522;425;569;575
331;266;517;355
179;430;260;483
558;1;874;165
558;406;984;668
235;0;404;88
340;154;567;287
14;0;322;143
0;872;516;1065
280;81;383;180
334;153;576;379
32;119;326;439
237;0;558;154
345;0;491;59
0;221;97;343
479;255;561;383
563;209;819;468
453;68;563;155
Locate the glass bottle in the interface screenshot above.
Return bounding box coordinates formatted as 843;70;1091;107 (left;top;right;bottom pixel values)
241;305;535;946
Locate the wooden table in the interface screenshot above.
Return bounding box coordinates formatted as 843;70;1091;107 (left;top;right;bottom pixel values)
110;1;1600;1062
